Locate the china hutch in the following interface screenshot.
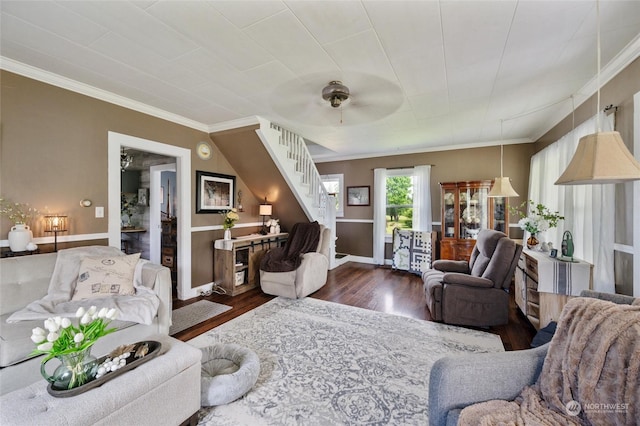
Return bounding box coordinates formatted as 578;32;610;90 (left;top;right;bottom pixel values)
440;180;509;261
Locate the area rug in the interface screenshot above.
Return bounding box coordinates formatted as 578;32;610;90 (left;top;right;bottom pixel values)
188;297;504;425
169;300;231;335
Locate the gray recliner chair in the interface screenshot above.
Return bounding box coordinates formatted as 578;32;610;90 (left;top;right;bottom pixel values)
423;229;522;327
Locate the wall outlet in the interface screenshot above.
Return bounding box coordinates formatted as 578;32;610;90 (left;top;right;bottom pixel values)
95;206;104;218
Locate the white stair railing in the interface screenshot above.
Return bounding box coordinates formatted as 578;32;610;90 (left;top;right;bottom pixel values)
255;118;337;268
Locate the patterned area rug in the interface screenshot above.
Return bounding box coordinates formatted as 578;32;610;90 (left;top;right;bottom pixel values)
169;300;231;336
188;297;504;425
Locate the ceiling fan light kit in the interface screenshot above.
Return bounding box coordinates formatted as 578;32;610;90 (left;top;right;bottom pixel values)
322;81;350;108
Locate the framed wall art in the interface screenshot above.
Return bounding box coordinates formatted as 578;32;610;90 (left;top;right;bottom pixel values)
347;186;370;206
196;171;235;213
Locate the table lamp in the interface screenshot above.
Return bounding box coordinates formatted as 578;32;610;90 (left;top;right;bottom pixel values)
259;198;272;235
44;214;68;252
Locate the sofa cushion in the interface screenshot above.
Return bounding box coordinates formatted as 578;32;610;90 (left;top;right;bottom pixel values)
0;313;137;367
72;253;140;300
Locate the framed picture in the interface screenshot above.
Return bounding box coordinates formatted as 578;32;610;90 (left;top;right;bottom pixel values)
347;186;370;206
137;188;148;206
196;171;235;213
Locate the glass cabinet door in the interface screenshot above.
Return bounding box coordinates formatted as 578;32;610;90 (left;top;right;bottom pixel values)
460;187;488;240
443;189;456;237
492;197;507;233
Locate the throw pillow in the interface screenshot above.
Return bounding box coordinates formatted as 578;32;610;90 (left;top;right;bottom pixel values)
72;253;141;300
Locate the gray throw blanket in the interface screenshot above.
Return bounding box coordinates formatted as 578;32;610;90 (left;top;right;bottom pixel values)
458;297;640;425
7;246;160;325
260;222;321;273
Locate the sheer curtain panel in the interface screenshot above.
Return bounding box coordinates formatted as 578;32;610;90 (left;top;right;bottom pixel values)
528;112;615;292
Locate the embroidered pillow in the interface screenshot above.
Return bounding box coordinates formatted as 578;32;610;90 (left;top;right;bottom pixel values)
72;253;140;300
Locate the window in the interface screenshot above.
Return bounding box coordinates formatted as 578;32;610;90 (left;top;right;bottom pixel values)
385;171;414;234
321;174;344;217
373;166;431;265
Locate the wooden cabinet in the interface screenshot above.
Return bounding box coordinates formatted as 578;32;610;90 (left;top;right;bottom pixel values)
515;249;593;330
161;218;177;296
440;180;509;261
214;233;288;296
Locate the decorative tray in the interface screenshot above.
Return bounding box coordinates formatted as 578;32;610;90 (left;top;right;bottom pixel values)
47;340;161;398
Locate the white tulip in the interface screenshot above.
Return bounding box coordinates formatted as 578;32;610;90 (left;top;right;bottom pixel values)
60;317;72;329
75;307;86;318
87;306;97;315
31;334;46;344
74;332;84;343
98;307;108;318
32;327;46;336
80;313;91;325
106;308;118;320
44;318;59;332
53;317;62;327
37;342;53;351
47;332;59;342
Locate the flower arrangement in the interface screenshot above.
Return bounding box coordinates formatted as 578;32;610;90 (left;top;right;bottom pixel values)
31;306;118;361
509;200;564;234
221;208;239;229
266;218;279;228
31;306;118;389
0;197;39;224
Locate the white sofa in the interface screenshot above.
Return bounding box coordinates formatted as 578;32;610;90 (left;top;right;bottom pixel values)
0;247;172;396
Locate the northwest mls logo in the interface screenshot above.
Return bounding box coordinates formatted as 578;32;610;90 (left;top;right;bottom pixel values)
565;400;581;416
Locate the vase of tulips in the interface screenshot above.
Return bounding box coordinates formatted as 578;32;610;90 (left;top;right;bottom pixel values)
32;306;118;390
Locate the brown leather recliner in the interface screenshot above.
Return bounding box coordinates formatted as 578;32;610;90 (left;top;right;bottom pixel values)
423;229;522;327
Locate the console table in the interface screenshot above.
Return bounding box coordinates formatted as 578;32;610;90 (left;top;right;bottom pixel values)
515;248;593;330
214;233;288;296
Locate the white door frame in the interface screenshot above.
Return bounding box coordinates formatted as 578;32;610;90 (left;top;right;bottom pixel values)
108;132;192;300
150;164;176;265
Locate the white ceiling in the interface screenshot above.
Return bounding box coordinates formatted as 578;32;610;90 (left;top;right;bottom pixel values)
2;1;640;162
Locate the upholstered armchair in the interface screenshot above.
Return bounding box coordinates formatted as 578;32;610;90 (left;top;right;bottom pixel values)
422;229;522;327
259;222;331;299
428;291;639;426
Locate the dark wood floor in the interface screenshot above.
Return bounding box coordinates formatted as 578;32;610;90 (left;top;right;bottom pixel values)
173;262;537;350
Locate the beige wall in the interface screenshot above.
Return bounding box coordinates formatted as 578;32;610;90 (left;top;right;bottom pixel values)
317;144;534;257
0;71;260;288
535;57;640;152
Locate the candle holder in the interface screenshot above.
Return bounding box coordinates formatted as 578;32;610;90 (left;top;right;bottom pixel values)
44;215;68;252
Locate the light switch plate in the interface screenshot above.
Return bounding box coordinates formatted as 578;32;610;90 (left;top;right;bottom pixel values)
95;206;104;218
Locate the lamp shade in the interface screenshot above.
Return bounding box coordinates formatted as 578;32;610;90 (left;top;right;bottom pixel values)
488;177;519;197
44;215;68;232
259;204;272;216
555;131;640;185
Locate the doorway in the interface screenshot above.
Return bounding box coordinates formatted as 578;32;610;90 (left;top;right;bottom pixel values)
108;132;193;300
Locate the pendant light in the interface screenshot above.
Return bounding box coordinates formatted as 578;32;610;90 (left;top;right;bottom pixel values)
488;120;519;197
555;0;640;185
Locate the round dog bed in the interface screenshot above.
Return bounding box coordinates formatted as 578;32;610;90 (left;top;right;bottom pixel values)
200;343;260;406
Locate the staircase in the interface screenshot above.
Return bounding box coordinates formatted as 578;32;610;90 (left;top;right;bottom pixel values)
256;118;337;268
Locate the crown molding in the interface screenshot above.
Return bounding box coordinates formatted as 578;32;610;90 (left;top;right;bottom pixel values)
0;57;209;133
207;116;260;134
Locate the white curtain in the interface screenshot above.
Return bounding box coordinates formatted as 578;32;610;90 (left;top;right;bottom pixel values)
413;165;432;231
373;168;388;265
528;112;615;292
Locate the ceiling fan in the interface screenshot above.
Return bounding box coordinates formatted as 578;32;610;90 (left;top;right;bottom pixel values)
270;72;403;127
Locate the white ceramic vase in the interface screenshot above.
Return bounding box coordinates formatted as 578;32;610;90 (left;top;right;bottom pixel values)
8;223;33;252
275;225;280;234
223;229;231;240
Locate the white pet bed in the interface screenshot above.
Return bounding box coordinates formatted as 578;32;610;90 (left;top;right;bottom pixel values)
200;343;260;406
